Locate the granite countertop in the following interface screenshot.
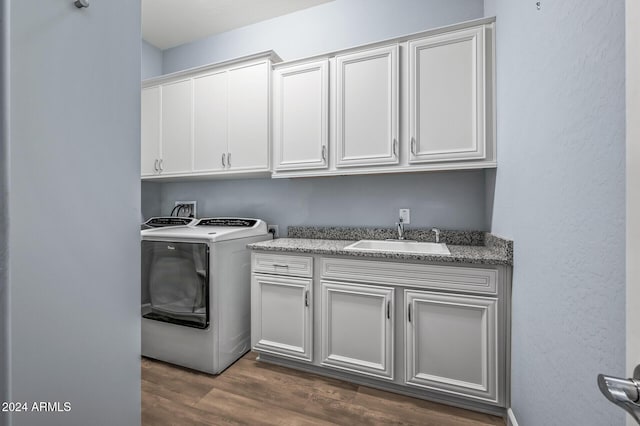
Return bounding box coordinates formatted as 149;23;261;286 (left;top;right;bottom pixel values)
248;227;513;266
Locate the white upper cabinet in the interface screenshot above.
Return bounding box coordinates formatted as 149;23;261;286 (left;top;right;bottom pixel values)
141;87;161;177
409;26;487;163
193;71;228;173
273;59;329;171
141;52;279;180
271;18;495;179
335;45;399;168
161;79;193;174
227;61;270;171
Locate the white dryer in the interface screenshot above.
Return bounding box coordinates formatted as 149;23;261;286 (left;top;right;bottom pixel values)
141;217;271;374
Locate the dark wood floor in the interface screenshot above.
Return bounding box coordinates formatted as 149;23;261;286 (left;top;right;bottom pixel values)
142;352;505;426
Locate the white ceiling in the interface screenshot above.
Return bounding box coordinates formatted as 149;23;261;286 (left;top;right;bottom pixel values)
142;0;334;50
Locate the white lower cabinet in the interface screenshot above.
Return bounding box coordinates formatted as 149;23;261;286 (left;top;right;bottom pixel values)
251;274;312;362
250;252;509;412
320;281;394;380
405;290;498;402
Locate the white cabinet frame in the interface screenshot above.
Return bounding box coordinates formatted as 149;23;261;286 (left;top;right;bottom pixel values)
335;45;399;168
408;26;487;163
251;273;313;362
405;290;498;402
321;280;394;380
273;59;329;171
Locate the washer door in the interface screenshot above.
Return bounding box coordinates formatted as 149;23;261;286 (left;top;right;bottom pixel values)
141;241;209;329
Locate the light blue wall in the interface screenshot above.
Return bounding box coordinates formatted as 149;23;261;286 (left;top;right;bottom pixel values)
0;1;7;423
8;1;141;425
485;1;626;425
142;39;162;80
146;0;488;233
158;171;488;232
163;0;484;72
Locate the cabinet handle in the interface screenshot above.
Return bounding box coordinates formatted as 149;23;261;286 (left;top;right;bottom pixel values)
410;137;416;156
392;139;398;157
272;263;289;268
304;290;309;307
222;153;226;168
387;301;391;319
154;159;159;172
321;145;327;161
408;303;412;323
227;152;231;167
158;159;163;172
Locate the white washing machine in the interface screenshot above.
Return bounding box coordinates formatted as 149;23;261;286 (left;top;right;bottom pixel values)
141;217;272;374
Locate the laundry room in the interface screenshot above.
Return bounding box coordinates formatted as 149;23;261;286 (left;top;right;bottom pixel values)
0;0;636;426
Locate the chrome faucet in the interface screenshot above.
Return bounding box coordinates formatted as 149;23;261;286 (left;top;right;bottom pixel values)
431;228;441;243
396;219;405;240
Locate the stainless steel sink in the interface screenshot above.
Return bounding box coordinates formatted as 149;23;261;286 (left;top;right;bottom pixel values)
343;240;451;256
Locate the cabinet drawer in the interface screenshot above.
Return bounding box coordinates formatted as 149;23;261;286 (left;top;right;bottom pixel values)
252;253;313;277
320;257;497;295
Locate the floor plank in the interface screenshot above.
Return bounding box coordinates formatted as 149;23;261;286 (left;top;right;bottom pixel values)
142;352;505;426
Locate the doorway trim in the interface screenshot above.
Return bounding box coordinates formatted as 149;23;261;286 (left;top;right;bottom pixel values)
626;0;639;424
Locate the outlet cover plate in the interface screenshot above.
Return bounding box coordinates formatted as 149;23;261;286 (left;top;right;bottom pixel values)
399;208;410;224
267;225;279;238
174;201;197;218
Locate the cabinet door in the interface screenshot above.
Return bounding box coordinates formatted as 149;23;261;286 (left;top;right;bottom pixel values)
335;45;399;168
405;290;498;402
251;274;312;361
193;71;228;172
273;60;329;171
321;281;394;380
227;62;270;171
141;87;160;176
161;79;193;174
409;26;486;163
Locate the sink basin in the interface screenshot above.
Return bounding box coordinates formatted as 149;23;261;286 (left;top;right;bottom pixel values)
344;240;451;256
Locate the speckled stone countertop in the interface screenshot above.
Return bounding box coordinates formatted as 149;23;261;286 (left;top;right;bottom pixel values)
248;227;513;266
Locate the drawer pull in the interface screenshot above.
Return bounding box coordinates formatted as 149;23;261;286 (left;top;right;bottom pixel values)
273;263;289;268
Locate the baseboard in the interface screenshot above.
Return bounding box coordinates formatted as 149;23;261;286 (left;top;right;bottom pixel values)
507;408;519;426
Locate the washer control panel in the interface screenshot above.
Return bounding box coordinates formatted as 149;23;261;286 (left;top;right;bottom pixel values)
196;218;258;227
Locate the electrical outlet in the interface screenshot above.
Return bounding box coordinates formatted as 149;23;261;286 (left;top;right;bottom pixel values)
267;225;279;238
399;208;411;224
174;201;197;218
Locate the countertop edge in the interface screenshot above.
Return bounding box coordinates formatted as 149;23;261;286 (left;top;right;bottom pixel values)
247;238;513;266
